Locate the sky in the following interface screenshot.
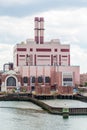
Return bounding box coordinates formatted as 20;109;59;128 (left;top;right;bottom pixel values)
0;0;87;73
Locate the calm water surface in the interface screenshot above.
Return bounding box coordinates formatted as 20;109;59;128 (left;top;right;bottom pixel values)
42;99;87;108
0;100;87;130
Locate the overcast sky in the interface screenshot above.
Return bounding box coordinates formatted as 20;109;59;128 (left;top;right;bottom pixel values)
0;0;87;73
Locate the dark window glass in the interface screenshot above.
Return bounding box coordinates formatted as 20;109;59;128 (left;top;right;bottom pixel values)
23;77;28;83
30;48;33;51
63;78;72;81
7;77;16;86
38;76;43;83
45;76;50;83
31;86;35;91
32;76;35;83
54;49;57;52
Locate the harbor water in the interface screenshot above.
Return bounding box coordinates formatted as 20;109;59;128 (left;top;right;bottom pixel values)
0;100;87;130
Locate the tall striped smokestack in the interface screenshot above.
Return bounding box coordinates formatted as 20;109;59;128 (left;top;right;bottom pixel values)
40;17;44;44
34;17;39;44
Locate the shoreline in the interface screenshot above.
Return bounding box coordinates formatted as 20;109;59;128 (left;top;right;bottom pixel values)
0;93;87;116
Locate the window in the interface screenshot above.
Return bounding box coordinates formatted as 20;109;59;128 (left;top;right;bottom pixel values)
63;78;72;81
32;76;36;83
30;48;33;51
7;77;16;86
36;48;51;52
54;49;57;52
62;73;73;86
17;48;26;51
23;77;28;83
45;76;50;83
61;49;69;52
38;76;43;83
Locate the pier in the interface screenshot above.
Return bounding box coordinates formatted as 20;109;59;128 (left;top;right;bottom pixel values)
0;93;87;116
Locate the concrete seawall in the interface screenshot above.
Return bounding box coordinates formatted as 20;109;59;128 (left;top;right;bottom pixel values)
0;94;87;115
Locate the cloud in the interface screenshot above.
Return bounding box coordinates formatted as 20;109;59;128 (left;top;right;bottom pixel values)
0;8;87;72
0;0;33;6
0;0;87;7
0;0;87;17
71;44;87;73
0;43;13;69
0;16;34;44
41;9;87;48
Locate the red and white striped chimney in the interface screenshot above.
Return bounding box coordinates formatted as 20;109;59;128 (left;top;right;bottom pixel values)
40;17;44;44
34;17;39;44
34;17;44;44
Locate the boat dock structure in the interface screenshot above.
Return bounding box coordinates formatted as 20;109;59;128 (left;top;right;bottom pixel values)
0;93;87;116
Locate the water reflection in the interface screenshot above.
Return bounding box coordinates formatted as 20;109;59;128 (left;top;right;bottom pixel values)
0;101;42;110
0;101;87;130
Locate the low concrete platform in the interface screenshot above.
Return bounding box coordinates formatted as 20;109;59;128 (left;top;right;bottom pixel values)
0;93;87;116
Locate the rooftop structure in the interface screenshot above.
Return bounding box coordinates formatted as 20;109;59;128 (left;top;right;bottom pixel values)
13;17;70;68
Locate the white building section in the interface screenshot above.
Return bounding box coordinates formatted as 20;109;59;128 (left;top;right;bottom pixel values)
13;40;70;67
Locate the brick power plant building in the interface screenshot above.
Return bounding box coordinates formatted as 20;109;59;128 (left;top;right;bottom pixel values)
1;17;80;94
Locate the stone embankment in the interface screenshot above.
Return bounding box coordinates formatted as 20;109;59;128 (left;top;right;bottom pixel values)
0;93;87;115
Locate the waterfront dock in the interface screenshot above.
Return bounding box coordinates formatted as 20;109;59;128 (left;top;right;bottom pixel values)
0;93;87;116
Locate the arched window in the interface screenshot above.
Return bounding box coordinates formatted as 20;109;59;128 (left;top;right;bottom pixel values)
7;77;16;86
45;76;50;83
23;77;28;83
32;76;36;83
38;76;43;83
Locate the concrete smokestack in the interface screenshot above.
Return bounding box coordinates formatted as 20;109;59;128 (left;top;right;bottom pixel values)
34;17;39;44
34;17;44;44
40;17;44;44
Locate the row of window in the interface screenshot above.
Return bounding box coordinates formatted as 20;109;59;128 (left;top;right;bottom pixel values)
17;48;69;52
63;78;73;86
63;78;72;81
23;76;50;83
31;48;69;52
